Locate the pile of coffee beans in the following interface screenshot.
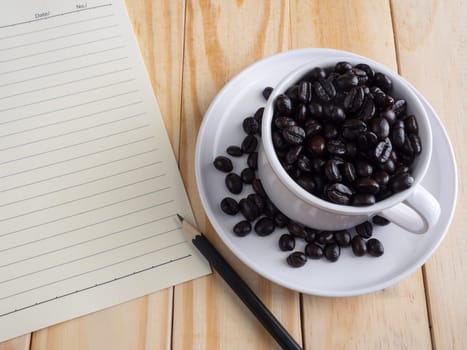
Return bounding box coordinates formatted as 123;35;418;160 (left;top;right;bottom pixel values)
211;61;409;267
270;62;422;206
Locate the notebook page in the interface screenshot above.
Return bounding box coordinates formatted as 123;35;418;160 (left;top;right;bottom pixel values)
0;0;210;342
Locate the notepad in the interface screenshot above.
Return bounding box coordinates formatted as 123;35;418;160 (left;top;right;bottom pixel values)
0;0;211;342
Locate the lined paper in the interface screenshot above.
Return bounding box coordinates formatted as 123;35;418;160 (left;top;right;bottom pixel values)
0;0;210;342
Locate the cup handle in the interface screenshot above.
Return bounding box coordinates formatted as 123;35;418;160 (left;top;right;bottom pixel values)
378;186;441;234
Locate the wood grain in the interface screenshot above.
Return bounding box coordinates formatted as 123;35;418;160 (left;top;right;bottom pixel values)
392;1;467;349
290;1;432;349
174;1;301;349
0;335;30;350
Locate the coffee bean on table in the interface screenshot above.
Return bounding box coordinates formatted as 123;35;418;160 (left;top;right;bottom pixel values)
233;220;252;237
247;193;265;212
241;134;258;153
366;238;384;257
286;251;307;267
334;230;351;247
304;227;319;242
213;156;233;172
279;234;296;251
242;116;260;135
241;167;255;184
252;178;267;198
220;197;239;215
351;235;367;256
372;215;390;226
225;173;242;194
316;231;335;245
324;243;341;262
356;221;373;238
262;86;273;100
274;211;289;228
288;222;306;239
254;217;275;236
247;151;258;170
226;145;243;157
239;198;260;221
305;243;324;259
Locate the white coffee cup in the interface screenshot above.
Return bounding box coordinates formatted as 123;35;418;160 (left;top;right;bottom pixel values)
258;57;440;233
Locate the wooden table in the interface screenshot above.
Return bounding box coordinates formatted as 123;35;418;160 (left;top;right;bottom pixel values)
1;1;466;349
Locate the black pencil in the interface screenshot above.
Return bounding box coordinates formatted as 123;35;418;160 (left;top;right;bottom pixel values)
177;214;302;350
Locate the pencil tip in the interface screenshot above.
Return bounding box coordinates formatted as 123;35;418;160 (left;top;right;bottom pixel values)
176;214;184;222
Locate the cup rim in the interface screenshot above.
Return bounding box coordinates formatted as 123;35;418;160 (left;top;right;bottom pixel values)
261;55;433;215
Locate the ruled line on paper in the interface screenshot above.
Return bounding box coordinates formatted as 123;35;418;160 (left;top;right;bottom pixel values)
0;57;128;88
0;174;164;223
0;227;181;285
0;67;132;101
0;200;173;251
0;101;142;138
0;240;186;302
0;35;122;63
0;162;159;208
0;14;115;41
0;149;158;194
0;254;192;318
0;4;113;29
0;91;138;125
0;214;175;269
0;46;125;76
0;24;119;52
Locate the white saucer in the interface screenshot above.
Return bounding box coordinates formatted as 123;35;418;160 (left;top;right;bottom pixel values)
195;49;457;296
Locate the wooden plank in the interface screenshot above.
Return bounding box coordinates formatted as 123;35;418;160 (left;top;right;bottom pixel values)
289;1;433;349
174;1;302;349
29;1;186;349
0;335;31;350
391;1;467;349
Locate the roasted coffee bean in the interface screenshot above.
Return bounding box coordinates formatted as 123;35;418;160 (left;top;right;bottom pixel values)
372;215;390;226
406;133;422;155
344;86;364;112
356;221;373;239
335;61;353;74
247;193;265;213
272;130;288;150
357;132;377;152
220;197;239;215
376;189;394;201
310;157;325;174
355;63;375;81
298;81;313;103
284;145;301;165
285;85;300;102
296;154;312;173
296;175;315;192
346;142;358;158
286;251;307;267
263;198;278;217
371;86;394;108
380;108;396;125
242;116;260;135
355;177;380;194
342;119;367;140
239;198;260;221
247;151;258;170
373;171;390;189
307;134;326;156
373;72;393;92
352;68;369;85
404;115;419;134
392;99;407;117
326;183;353;204
324;105;346;123
225;173;242;194
356;95;376;121
334;230;351;247
288;222;306;239
282;125;306;145
370;116;390;139
367;238;384;257
254;107;264;122
309;66;327;80
352;193;376;206
295;104;308;123
213;156;233;172
254;217;275;236
327;139;347;156
317;231;335;245
308;102;323;119
241;134;258;153
374;138;393;163
324;243;340;262
395;164;410;174
342;162;357;183
313;79;336;102
391;172;414;192
240;167;255;184
305;243;324;259
262;86;273;100
323;123;339;139
335;73;359;91
226;145;243;157
233;220;251;237
391;120;406;148
279;234;296;251
274;116;296;130
379;158;396;174
252;178;267;197
356;160;374;177
324;159;342;182
275;94;293;116
274;211;289;228
304;119;322;136
351;235;367;256
304;227;320;242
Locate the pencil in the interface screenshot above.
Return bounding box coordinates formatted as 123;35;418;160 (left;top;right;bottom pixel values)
176;214;302;350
